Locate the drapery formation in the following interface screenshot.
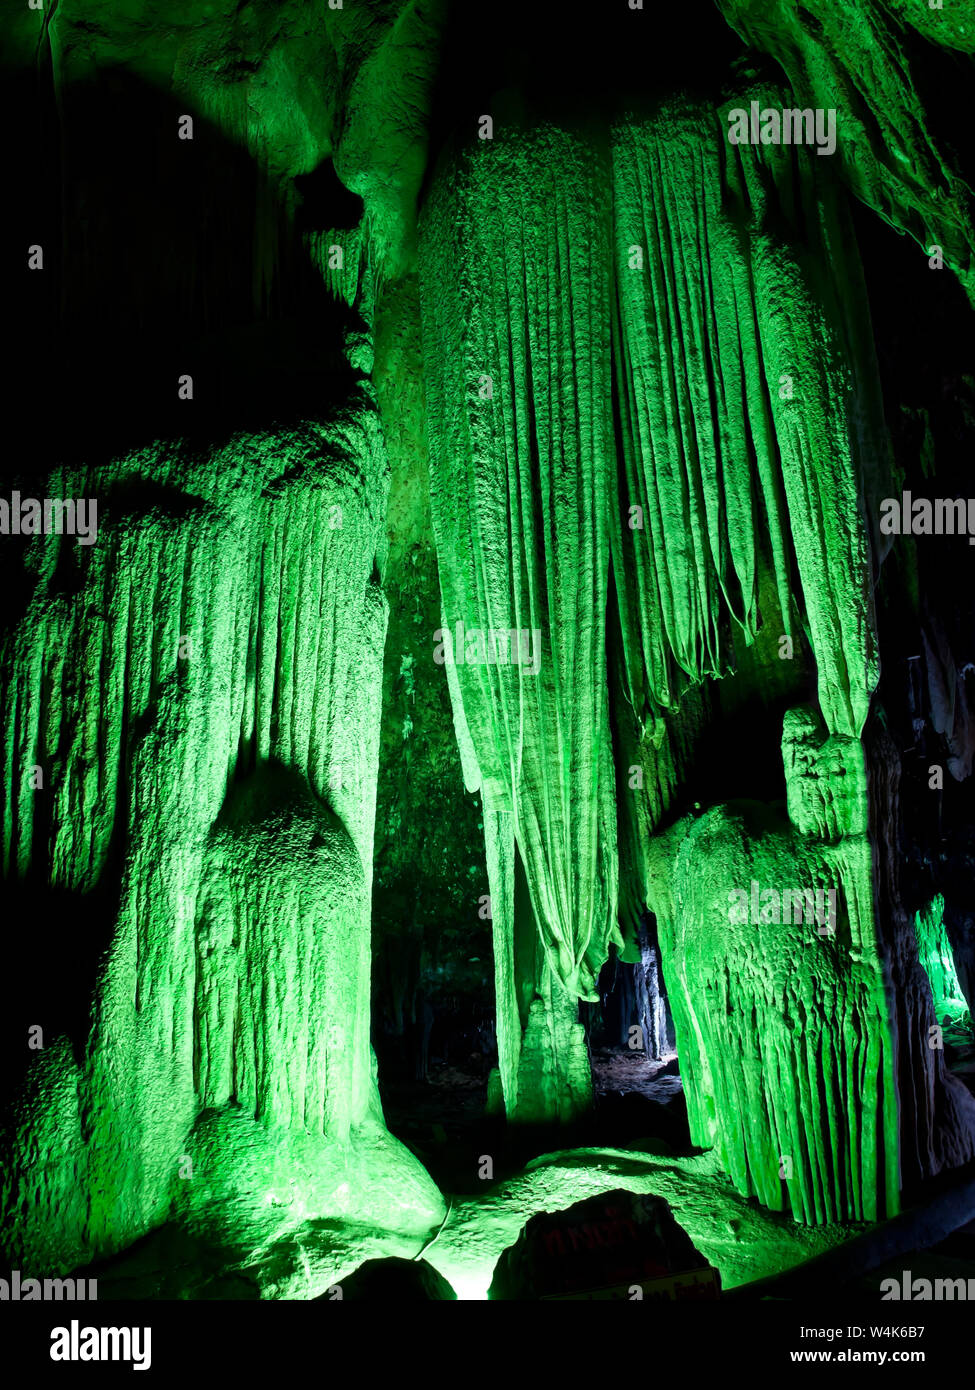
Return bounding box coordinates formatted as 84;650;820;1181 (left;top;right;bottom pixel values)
422;125;621;1020
421;126;620;1120
420;92;900;1202
612;95;881;739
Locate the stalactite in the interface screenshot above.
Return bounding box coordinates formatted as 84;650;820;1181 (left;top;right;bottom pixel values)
4;0;975;1308
612;91;881;744
484;806;520;1115
422;92;893;1152
611;103;788;701
421;125;622;1008
306;226;365;310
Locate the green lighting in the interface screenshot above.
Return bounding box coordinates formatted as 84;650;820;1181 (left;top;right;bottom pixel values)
916;895;971;1028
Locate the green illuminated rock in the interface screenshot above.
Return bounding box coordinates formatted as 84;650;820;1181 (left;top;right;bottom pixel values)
716;0;975;301
425;1145;854;1300
648;798;897;1224
420;124;621;1120
0;392;444;1283
420;91;890;1145
611;93;882;737
4;0;975;1299
916;895;971;1028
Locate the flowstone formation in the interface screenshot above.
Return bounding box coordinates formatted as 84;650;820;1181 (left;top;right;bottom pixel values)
419;49;975;1215
0;400;444;1293
4;0;975;1303
649;797;897;1224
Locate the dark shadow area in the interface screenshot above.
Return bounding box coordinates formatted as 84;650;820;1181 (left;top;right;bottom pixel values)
426;0;747;160
316;1256;456;1301
489;1189;719;1300
67;1223;261;1301
0;878;122;1096
4;64;364;482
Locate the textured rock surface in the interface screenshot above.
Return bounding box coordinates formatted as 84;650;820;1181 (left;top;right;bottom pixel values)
0;396;444;1278
422;123;620;1009
4;0;975;1298
16;0;443;279
716;0;975;301
420;91;892;1147
649;800;898;1223
424;1146;855;1299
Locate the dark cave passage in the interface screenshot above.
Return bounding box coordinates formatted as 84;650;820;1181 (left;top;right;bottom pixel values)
583;930;690;1151
373;989;501;1193
372;912;693;1191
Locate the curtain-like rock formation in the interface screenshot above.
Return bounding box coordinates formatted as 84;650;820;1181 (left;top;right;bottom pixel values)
420;90;898;1180
421;125;621;1120
5;0;975;1298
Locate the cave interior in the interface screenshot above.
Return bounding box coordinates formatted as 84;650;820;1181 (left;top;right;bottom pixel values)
3;0;975;1303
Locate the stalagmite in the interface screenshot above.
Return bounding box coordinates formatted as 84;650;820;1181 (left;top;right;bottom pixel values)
0;390;444;1288
5;0;975;1311
421;91;895;1161
612;96;900;1222
916;895;971;1027
649;796;898;1223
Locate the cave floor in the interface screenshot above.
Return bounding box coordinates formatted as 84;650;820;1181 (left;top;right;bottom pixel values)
843;1216;975;1298
590;1046;684;1104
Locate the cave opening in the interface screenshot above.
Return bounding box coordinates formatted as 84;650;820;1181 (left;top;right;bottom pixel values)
369;875;502;1191
489;1189;719;1301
